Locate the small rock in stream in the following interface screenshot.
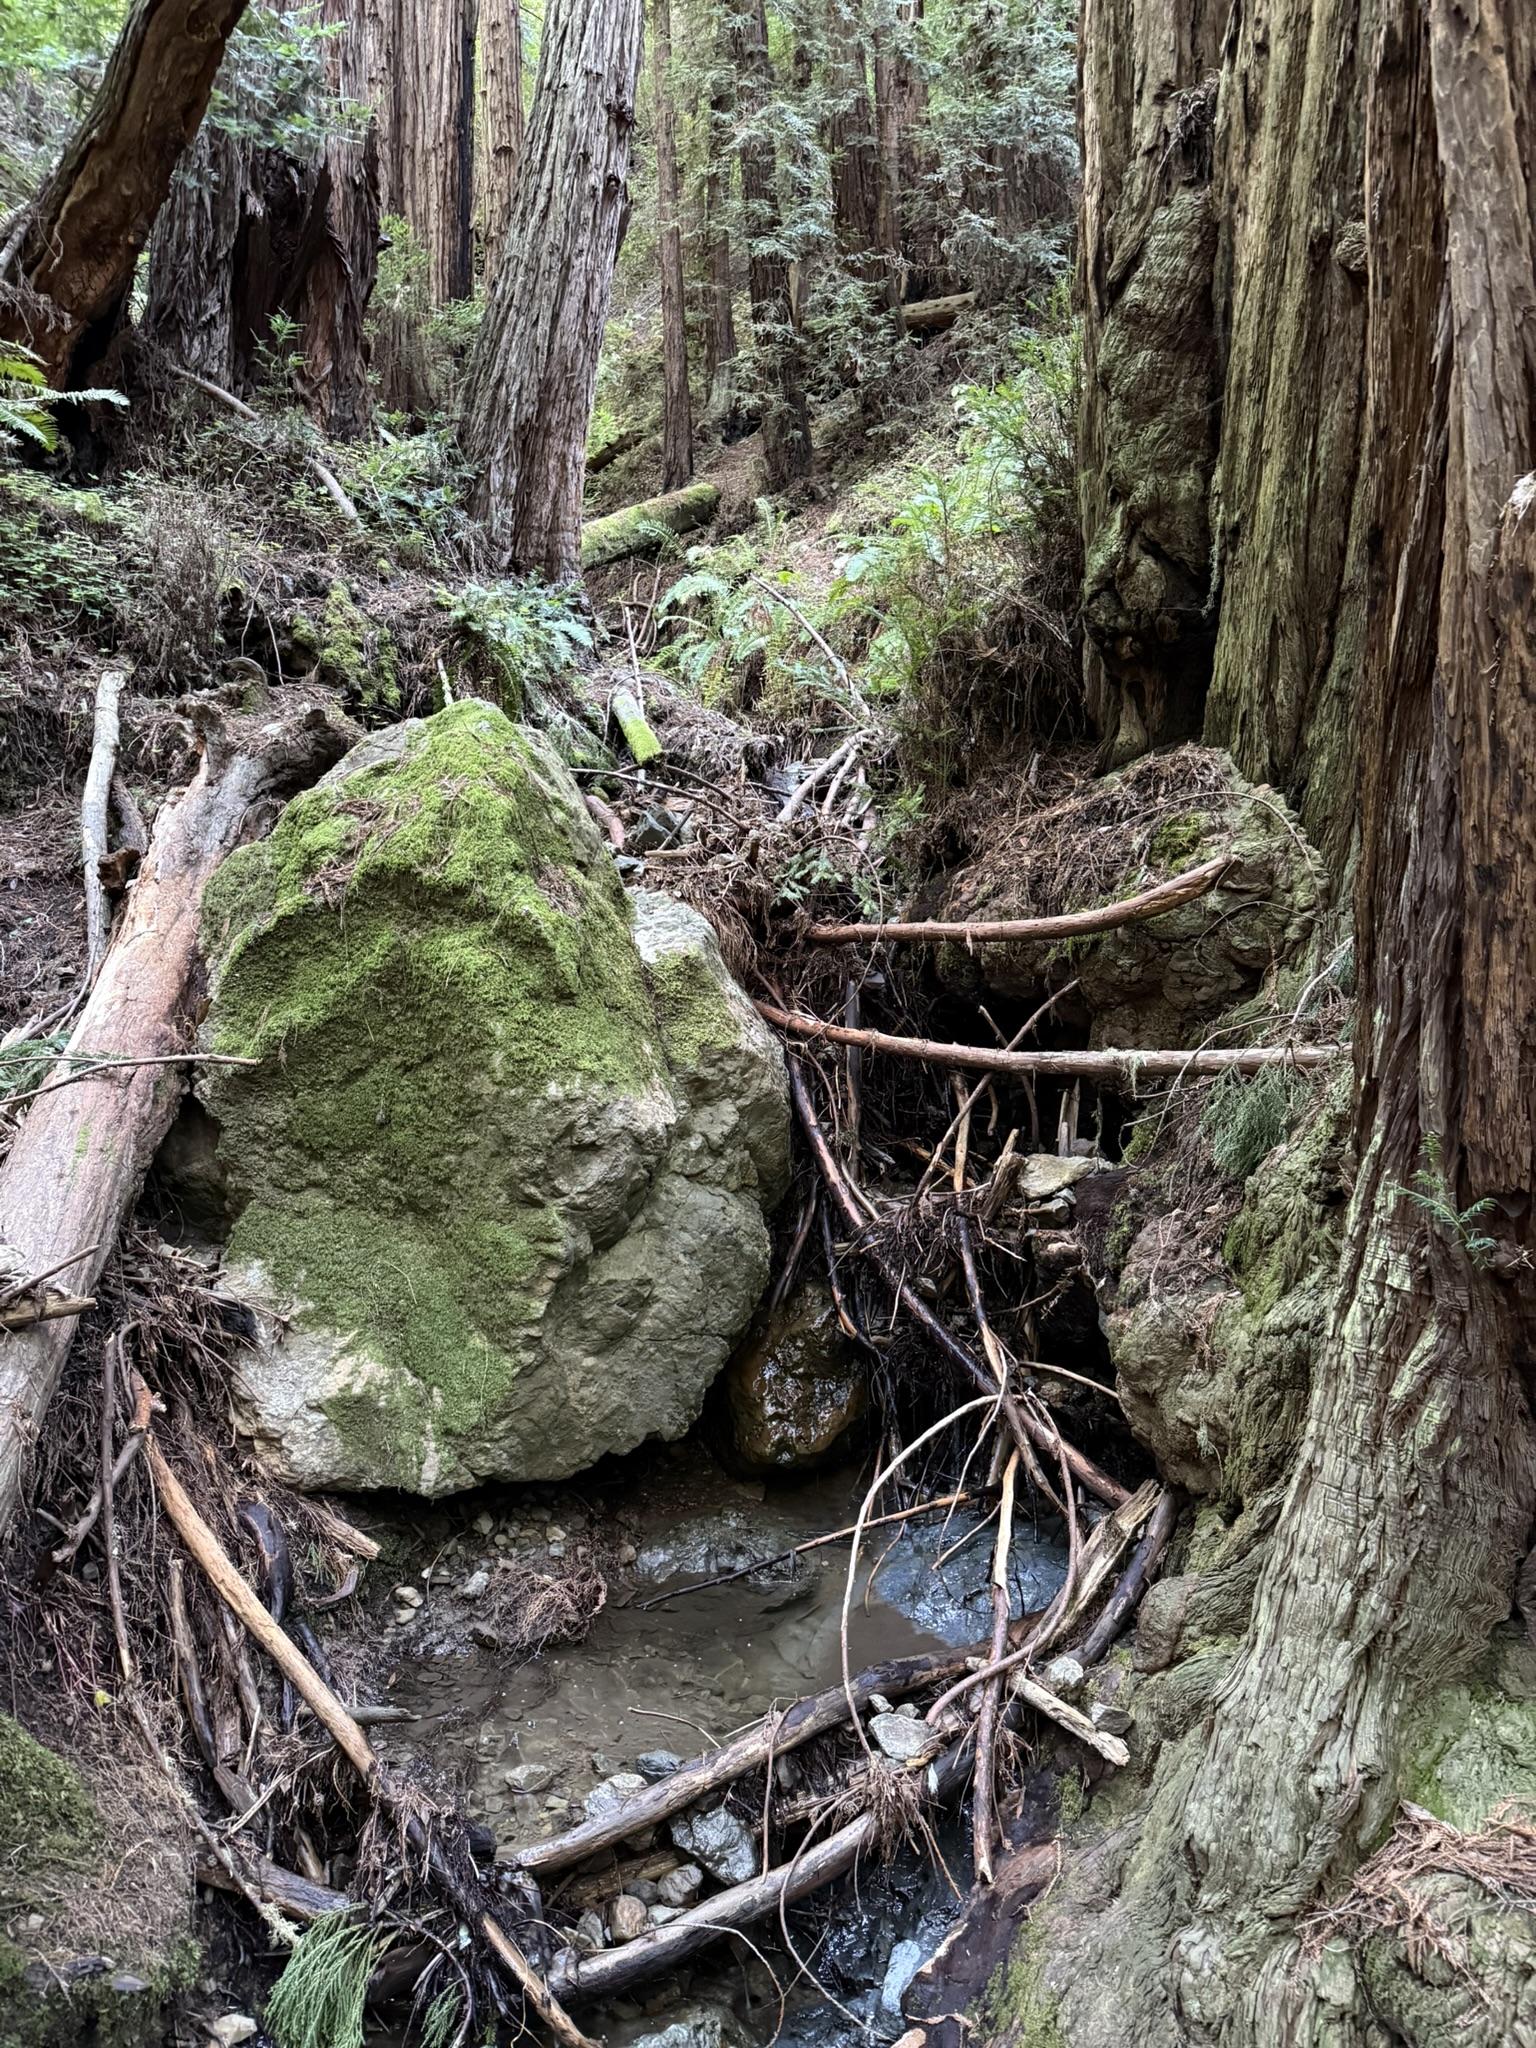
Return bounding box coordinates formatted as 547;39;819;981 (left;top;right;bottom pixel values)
627;2000;742;2048
392;1583;423;1608
1041;1653;1086;1700
637;1750;684;1782
458;1568;491;1598
504;1763;553;1794
573;1908;607;1953
869;1714;941;1763
208;2020;258;2048
656;1862;702;1906
1091;1702;1134;1736
609;1894;649;1943
670;1805;758;1885
881;1939;926;2017
586;1772;649;1821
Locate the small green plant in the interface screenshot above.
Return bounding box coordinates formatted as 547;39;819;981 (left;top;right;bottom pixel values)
263;1911;384;2048
0;342;125;453
1396;1136;1500;1270
1201;1066;1306;1181
441;580;594;714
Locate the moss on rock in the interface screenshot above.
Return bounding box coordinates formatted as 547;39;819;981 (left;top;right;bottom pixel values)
197;704;788;1493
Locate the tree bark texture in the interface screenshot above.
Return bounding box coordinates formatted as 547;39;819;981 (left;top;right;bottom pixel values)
824;0;879;268
0;711;348;1537
1034;4;1536;2044
3;0;250;384
651;0;692;488
460;0;643;578
388;0;475;301
732;0;811;487
701;85;738;416
475;0;526;276
1076;0;1377;874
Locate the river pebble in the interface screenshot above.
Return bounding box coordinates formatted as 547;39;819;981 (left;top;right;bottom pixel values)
670;1804;758;1884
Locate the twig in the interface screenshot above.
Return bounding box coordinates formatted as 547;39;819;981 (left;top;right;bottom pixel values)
41;1372;151;1577
748;577;865;713
789;1060;1130;1507
101;1328;133;1683
0;1244;101;1309
4;1051;259;1111
1009;1672;1130;1766
82;671;126;983
973;1451;1019;1885
808;856;1232;942
776;734;861;824
916;982;1080;1198
162;363;360;523
763;1006;1339;1084
1074;1487;1179;1665
480;1917;600;2048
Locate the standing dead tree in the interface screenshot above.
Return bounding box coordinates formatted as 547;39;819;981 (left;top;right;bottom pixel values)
461;0;644;577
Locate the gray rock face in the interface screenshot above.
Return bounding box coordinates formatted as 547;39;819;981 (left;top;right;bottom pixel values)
669;1804;759;1885
192;703;790;1496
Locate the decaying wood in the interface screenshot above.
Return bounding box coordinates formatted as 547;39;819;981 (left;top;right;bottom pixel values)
763;1005;1339;1085
974;1450;1020;1884
0;709;349;1534
579;483;721;569
1010;1672;1130;1767
808;855;1231;943
163;364;360;522
899;291;979;333
81;670;125;983
1074;1486;1178;1665
552;1811;876;2001
777;733;862;824
198;1849;348;1923
515;1647;971;1875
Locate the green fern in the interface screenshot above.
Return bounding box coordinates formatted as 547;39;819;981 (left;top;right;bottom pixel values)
1396;1137;1500;1270
0;344;126;454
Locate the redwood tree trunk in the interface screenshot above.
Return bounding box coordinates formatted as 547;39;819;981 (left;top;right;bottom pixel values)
732;0;811;488
3;0;250;383
460;0;643;577
476;0;526;276
701;83;739;417
1031;3;1536;2042
652;0;692;488
389;0;476;302
825;0;879;268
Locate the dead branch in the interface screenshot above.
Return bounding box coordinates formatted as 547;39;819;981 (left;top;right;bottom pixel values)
1051;1480;1162;1643
38;1368;152;1580
776;733;861;824
763;1005;1340;1083
973;1451;1019;1884
1009;1672;1130;1767
82;669;125;982
481;1919;601;2048
808;855;1231;942
514;1646;972;1876
163;363;360;522
0;706;349;1532
1074;1486;1180;1665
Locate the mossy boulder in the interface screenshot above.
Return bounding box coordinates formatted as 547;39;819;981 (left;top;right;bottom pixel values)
196;702;789;1494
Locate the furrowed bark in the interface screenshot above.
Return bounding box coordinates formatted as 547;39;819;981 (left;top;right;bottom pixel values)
461;0;643;576
476;0;526;277
651;0;692;489
0;710;348;1534
5;0;251;382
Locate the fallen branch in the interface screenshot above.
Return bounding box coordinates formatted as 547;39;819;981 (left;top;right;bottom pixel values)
0;1293;95;1330
974;1451;1019;1885
163;363;360;523
776;733;861;824
1050;1480;1162;1644
898;291;978;334
763;1005;1340;1084
808;855;1231;943
482;1919;601;2048
197;1849;347;1923
1074;1486;1179;1665
1009;1672;1130;1768
82;669;125;982
0;707;349;1532
513;1646;972;1876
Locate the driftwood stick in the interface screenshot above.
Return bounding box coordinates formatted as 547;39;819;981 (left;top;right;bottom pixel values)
0;1245;101;1310
0;1293;96;1331
481;1918;600;2048
82;669;125;981
809;856;1231;943
973;1451;1019;1885
1075;1486;1180;1665
197;1848;347;1923
763;1005;1340;1084
1009;1672;1130;1767
41;1373;152;1578
514;1646;971;1875
136;1387;377;1781
790;1060;1129;1507
776;733;861;824
101;1329;133;1682
552;1812;875;2001
1051;1480;1162;1642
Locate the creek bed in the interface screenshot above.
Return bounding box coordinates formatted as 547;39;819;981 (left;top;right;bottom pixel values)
358;1450;1069;2045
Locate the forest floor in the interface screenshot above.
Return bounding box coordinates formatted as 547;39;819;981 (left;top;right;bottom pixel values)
0;333;1351;2048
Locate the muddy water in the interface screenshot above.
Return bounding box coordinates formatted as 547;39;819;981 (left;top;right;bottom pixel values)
367;1457;1068;2045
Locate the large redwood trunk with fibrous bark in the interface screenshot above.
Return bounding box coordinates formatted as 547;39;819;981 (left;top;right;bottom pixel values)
475;0;525;278
460;0;643;578
390;0;475;302
1015;3;1536;2043
732;0;811;489
652;0;692;490
1;0;250;384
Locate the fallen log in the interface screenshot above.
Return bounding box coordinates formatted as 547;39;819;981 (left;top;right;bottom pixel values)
899;291;978;335
580;482;720;568
514;1645;972;1876
81;669;126;982
0;708;350;1533
808;856;1231;944
586;426;645;472
761;1004;1341;1085
198;1850;348;1923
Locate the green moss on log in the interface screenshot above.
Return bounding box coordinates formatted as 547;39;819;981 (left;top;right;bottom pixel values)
580;483;720;568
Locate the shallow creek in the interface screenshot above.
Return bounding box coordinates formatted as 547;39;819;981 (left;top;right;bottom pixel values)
360;1453;1068;2046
